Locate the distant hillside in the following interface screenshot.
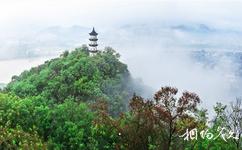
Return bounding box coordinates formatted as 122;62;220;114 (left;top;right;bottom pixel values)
3;23;242;60
6;46;147;116
0;26;90;60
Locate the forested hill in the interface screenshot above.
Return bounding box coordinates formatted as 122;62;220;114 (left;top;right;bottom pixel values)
6;45;142;115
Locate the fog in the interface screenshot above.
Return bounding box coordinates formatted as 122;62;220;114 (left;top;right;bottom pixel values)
1;0;242;114
122;46;242;112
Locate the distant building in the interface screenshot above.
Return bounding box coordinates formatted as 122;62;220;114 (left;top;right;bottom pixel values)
89;27;98;54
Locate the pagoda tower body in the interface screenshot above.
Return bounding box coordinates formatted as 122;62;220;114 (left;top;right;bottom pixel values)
89;27;98;54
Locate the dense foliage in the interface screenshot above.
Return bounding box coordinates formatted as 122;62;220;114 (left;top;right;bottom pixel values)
0;46;241;149
6;46;141;116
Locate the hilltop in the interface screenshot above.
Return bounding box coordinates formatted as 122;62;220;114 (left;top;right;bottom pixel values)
6;45;146;116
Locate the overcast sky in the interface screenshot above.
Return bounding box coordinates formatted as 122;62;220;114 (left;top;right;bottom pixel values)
1;0;242;30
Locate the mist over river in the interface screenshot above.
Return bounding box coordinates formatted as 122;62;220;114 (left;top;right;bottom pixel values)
0;56;55;84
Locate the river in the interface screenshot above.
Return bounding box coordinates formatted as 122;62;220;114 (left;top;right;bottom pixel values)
0;56;55;84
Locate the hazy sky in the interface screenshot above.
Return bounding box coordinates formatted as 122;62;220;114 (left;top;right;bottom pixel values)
1;0;242;29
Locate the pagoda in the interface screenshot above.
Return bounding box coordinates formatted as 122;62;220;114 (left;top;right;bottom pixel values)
89;27;98;54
